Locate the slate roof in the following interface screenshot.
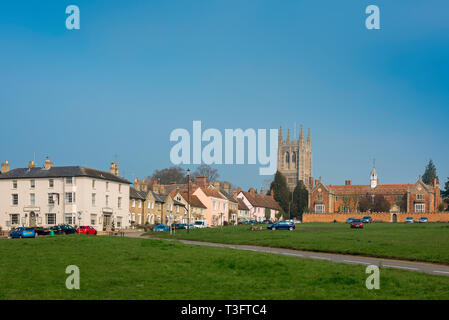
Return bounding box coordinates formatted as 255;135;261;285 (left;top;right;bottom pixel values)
240;191;281;211
130;187;147;200
0;166;130;184
220;189;238;203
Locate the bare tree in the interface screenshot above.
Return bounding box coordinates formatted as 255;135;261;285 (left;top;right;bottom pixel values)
192;164;219;182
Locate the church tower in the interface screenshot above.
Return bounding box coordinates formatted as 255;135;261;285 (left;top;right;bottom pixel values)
277;124;313;191
370;167;378;189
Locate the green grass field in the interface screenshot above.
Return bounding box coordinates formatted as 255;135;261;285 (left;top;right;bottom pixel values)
1;235;449;299
145;223;449;264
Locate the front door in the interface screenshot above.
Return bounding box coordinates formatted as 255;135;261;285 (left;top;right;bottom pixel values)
392;214;398;223
103;214;112;231
29;211;37;227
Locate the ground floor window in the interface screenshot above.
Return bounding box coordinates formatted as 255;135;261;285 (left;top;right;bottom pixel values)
116;216;122;228
10;214;19;225
65;213;74;225
414;203;425;213
91;214;97;225
315;204;325;213
46;213;56;225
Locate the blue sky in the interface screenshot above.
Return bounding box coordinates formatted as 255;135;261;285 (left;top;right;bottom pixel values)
1;0;448;190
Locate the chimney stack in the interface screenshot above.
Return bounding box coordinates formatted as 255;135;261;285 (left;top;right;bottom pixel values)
1;160;10;174
28;160;35;168
214;180;221;190
153;181;159;194
44;157;53;169
249;187;255;195
223;182;231;194
260;188;264;196
110;162;119;176
196;176;207;187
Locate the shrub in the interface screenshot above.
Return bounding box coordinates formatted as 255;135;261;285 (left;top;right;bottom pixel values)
438;203;445;212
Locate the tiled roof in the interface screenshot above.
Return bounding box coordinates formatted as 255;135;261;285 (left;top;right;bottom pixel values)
327;184;414;195
0;166;131;184
199;186;226;200
237;198;249;211
180;191;207;209
241;191;281;211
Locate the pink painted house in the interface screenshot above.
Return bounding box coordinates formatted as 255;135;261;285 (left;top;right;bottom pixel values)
237;188;281;221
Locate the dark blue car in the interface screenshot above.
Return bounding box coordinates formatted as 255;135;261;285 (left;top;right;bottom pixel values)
10;227;36;239
267;221;295;231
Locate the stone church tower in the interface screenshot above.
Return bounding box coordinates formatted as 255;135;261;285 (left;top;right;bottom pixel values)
277;125;313;191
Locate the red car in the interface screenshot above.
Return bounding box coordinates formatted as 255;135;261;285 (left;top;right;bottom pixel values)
350;219;364;229
77;226;97;235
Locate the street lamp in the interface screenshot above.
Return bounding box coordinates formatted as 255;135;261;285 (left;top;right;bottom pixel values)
187;169;190;234
77;211;82;235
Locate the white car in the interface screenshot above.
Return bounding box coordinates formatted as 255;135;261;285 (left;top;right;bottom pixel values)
194;220;208;228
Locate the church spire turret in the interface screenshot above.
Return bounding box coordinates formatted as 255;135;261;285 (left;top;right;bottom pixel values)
299;125;303;142
307;128;311;144
286;129;291;143
279;126;283;143
370;167;378;188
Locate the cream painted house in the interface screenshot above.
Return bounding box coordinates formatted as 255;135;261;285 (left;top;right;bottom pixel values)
0;158;130;231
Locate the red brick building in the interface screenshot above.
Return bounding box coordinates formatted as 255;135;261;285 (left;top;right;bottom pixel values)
309;167;441;215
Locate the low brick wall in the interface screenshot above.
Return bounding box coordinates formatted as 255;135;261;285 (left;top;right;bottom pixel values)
302;212;449;223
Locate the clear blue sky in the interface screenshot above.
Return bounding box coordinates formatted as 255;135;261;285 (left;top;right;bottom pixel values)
1;0;448;190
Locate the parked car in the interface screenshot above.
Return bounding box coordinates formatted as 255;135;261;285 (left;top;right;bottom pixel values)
194;220;208;228
34;227;51;236
418;217;428;223
361;216;372;223
350;219;364;229
345;218;356;224
10;227;36;239
77;226;97;235
171;223;186;230
267;221;295;231
262;220;273;224
404;217;414;224
51;224;77;235
154;224;169;232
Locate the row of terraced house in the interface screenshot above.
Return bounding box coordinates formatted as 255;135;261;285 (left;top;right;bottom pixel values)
0;158;281;231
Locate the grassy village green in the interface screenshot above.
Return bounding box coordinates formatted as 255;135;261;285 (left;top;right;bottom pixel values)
1;235;449;300
146;223;449;264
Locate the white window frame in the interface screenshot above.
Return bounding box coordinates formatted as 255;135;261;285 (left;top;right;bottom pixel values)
46;213;56;225
414;203;425;213
315;204;325;213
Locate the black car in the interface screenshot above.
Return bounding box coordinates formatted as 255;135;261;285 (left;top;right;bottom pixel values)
34;227;51;236
51;224;77;235
171;223;186;229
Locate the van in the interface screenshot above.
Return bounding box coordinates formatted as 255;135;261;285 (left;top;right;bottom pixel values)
194;220;208;228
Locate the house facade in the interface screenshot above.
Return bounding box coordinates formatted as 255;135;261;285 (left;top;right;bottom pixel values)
237;188;281;221
0;159;130;231
309;167;441;215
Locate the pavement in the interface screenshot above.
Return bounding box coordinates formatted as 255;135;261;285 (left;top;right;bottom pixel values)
122;232;449;277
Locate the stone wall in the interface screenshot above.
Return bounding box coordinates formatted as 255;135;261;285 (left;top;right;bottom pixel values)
302;212;449;223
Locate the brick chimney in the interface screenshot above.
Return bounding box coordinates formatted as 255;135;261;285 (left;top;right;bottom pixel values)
434;178;438;188
249;187;255;195
196;176;207;187
153;181;159;193
1;160;10;174
345;180;351;186
214;180;220;190
260;188;264;196
223;182;231;194
28;160;35;168
110;162;119;176
140;179;148;192
160;185;165;194
233;191;238;200
44;157;54;169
